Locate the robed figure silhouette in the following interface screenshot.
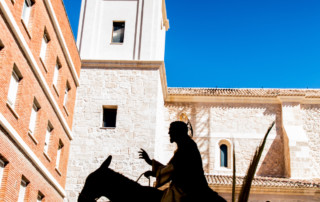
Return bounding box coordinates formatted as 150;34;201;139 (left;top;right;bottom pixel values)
139;121;226;202
78;121;226;202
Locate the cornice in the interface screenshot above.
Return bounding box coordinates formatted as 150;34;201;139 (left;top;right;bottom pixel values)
166;95;320;104
166;88;320;104
166;95;280;104
81;60;168;100
162;0;169;31
278;96;306;103
210;185;320;196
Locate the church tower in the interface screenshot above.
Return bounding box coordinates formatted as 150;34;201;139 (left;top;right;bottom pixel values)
65;0;169;200
77;0;169;61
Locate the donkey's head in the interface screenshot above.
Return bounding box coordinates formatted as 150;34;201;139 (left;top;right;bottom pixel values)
78;156;112;202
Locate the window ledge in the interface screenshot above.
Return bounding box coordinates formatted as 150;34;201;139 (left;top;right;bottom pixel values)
110;42;123;45
6;102;19;119
55;167;62;176
216;167;232;171
100;127;116;130
21;19;31;39
63;105;69;116
39;57;48;73
53;84;59;97
28;131;38;145
43;152;51;162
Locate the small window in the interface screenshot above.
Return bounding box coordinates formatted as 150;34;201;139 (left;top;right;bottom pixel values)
28;99;40;135
18;176;29;202
7;65;23;108
102;106;117;128
40;29;50;62
63;82;71;107
112;22;125;43
0;156;9;189
55;140;64;169
37;191;44;202
0;39;4;50
44;122;53;154
21;0;35;27
220;144;228;168
53;58;61;87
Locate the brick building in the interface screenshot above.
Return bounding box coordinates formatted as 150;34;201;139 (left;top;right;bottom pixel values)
0;0;80;201
65;0;320;201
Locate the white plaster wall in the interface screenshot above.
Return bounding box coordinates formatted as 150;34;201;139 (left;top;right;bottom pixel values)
139;0;167;60
154;73;166;162
78;0;167;61
79;0;138;60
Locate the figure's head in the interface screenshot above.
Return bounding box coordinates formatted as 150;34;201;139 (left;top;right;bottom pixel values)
169;121;189;143
78;156;112;202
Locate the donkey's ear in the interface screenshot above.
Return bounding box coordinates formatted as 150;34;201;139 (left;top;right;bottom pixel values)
100;156;112;169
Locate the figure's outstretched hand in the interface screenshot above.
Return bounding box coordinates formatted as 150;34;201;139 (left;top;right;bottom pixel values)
139;148;152;165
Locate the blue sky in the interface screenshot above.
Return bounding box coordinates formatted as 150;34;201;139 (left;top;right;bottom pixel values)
64;0;320;88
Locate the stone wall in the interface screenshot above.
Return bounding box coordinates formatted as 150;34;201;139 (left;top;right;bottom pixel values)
302;104;320;177
65;67;164;201
158;102;285;177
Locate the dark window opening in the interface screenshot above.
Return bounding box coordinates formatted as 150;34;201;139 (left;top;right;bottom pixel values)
112;22;125;43
103;108;117;128
0;39;4;50
37;191;44;201
220;144;228;167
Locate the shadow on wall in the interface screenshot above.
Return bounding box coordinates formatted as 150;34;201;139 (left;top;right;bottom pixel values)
165;102;283;176
256;115;287;177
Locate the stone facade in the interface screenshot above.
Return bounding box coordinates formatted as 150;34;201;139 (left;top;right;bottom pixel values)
65;63;165;200
65;0;320;201
161;103;284;177
66;73;320;201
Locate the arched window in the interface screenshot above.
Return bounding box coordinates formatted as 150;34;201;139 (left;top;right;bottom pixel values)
220;144;228;167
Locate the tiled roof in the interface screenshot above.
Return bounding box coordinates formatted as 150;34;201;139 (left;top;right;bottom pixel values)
205;175;320;188
168;88;320;98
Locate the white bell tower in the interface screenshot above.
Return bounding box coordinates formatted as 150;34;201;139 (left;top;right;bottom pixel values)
77;0;169;61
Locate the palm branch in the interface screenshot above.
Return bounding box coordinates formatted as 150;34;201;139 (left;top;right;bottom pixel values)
237;121;275;202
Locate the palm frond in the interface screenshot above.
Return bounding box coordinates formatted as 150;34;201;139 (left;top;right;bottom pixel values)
232;143;236;202
238;121;275;202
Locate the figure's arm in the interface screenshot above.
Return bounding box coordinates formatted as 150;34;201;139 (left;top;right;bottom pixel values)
138;148;152;165
152;160;174;188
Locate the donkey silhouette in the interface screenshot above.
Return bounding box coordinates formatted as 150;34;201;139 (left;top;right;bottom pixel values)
78;156;163;202
78;155;226;202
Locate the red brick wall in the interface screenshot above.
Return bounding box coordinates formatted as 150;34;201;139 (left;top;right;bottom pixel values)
0;127;64;202
0;0;81;199
51;0;81;77
0;12;71;185
2;0;80;127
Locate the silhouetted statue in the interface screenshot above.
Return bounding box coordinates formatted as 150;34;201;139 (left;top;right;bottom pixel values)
78;121;226;202
139;121;226;202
